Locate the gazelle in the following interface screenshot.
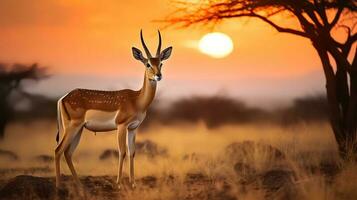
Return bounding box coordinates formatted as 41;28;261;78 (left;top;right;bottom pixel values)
55;30;172;189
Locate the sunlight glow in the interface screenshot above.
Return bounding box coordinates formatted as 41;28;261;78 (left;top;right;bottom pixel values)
198;32;234;58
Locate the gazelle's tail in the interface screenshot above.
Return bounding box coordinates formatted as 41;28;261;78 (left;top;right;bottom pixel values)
56;95;69;144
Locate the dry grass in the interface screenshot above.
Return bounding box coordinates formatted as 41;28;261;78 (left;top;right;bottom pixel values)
0;120;356;200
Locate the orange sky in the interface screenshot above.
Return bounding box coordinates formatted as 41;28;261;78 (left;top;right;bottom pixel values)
0;0;335;107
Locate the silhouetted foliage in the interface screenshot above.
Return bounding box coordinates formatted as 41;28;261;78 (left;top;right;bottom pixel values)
10;92;57;121
141;94;329;129
278;95;329;125
0;63;47;138
162;96;267;128
7;92;329;130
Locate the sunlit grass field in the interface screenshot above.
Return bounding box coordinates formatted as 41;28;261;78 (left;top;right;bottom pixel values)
0;121;356;199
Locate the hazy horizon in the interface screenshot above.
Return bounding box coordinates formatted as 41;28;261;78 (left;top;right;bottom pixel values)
24;67;325;109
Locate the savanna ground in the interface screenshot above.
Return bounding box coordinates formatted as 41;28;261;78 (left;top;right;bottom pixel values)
0;120;356;200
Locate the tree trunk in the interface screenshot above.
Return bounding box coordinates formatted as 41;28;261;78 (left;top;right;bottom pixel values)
345;66;357;160
0;100;9;139
314;41;357;161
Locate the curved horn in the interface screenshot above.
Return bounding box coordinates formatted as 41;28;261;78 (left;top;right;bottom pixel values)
140;30;152;58
156;30;162;56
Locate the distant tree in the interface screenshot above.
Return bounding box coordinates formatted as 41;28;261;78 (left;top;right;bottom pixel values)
0;63;47;138
163;0;357;161
162;96;266;128
279;95;329;124
142;95;270;128
12;91;57;121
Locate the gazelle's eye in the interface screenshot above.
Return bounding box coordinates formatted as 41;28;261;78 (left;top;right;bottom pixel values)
146;63;151;68
160;63;163;67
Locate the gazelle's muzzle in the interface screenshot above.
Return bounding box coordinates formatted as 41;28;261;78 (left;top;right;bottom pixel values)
154;74;162;81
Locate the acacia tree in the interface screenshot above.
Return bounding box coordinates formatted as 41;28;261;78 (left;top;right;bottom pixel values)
0;63;47;138
163;0;357;161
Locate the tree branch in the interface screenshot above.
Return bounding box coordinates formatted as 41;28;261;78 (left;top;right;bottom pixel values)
329;6;343;29
352;46;357;68
304;1;325;29
339;25;357;56
314;0;329;26
350;32;357;43
289;7;318;38
246;13;310;38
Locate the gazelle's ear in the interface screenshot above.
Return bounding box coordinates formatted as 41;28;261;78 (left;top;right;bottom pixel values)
160;47;172;61
132;47;145;62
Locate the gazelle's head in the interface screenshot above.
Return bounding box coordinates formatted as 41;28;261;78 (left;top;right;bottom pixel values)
132;30;172;82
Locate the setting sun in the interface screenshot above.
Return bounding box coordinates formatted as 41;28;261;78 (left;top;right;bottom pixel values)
198;32;234;58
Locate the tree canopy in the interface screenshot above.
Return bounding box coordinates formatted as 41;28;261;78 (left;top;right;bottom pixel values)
0;63;48;138
164;0;356;60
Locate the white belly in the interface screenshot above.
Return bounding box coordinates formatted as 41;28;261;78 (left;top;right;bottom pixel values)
84;110;118;132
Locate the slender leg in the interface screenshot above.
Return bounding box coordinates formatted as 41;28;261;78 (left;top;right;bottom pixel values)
54;122;82;188
116;125;127;189
55;136;65;188
64;127;83;186
127;129;136;188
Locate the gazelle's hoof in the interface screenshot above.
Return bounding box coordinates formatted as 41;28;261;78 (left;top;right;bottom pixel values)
117;184;122;190
131;183;136;189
